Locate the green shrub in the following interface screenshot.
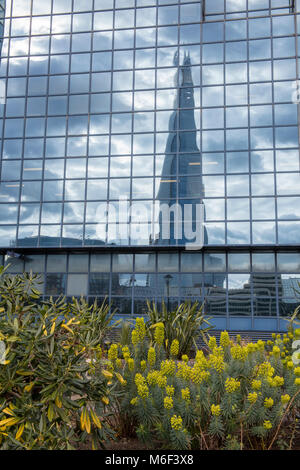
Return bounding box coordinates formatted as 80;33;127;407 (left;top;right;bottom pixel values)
146;300;212;358
0;267;117;450
106;318;300;450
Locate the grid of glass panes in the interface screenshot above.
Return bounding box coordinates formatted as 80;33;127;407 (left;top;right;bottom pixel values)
1;250;300;330
0;0;299;249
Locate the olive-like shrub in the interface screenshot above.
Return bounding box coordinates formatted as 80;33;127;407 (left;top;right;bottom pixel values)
0;266;117;450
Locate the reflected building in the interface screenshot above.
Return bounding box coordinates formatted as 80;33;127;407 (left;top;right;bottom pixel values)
155;51;207;247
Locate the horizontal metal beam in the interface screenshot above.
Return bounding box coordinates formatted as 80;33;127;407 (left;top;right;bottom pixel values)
0;245;299;256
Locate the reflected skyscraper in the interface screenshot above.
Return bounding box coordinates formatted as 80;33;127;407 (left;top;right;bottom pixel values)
155;51;207;247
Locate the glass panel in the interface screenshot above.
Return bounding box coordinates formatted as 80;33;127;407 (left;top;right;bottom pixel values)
252;253;275;272
47;254;67;273
68;254;89;272
25;255;45;273
157;253;179;272
277;253;300;273
90;254;111;273
204;253;226;272
112;254;133;272
135;253;156;272
46;274;67;296
67;274;88;296
228;253;250;272
89;273;110;296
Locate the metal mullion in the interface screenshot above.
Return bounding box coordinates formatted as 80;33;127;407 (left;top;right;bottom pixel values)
39;0;53;249
60;0;74;248
15;0;32;248
130;0;138;314
83;0;95;249
175;0;180;248
270;8;279;252
106;0;115;248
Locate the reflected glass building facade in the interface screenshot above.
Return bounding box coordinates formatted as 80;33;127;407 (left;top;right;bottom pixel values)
0;0;300;331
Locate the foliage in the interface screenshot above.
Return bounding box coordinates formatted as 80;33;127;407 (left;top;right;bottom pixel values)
0;266;118;450
146;300;212;358
106;319;300;450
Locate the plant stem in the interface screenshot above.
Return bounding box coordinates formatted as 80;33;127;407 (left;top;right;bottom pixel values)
268;388;300;450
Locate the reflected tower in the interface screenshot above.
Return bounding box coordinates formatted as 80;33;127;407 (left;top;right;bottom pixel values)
155;51;208;246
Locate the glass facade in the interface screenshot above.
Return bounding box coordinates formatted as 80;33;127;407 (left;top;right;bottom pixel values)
0;0;300;331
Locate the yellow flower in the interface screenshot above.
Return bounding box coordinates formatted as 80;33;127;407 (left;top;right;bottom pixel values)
127;358;135;371
281;394;290;405
181;388;190;402
210;354;225;373
147;347;156;367
231;344;247;361
135;373;146;387
294;329;300;339
135;317;146;342
220;331;230;348
157;374;167;388
140;360;147;371
270;376;284;387
257;362;274;378
287;361;294;370
225;377;240;393
294;378;300;386
264;397;274;408
211;404;221;417
130;397;138;405
131;330;139;347
263;420;272;430
108;344;118;361
176;362;191;381
181;354;189;363
191;366;210;384
170;339;179;357
208;336;217;350
122;346;130;360
161;359;176;376
247;392;258;404
170;415;183;431
164;396;173;410
294;367;300;376
195;350;207;368
147;371;160;386
137;384;149;399
154;323;164;346
257;340;265;351
272;345;281;357
166;385;175;396
246;343;257;354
